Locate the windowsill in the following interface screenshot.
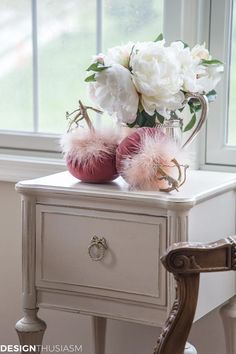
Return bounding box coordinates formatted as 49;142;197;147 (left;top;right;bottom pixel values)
0;154;66;183
1;150;235;185
200;163;236;174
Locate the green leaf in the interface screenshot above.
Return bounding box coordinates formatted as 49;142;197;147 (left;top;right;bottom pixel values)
206;89;217;102
143;112;156;127
84;73;96;82
154;33;164;42
188;89;217;111
189;104;195;114
138;101;144;112
136;110;147;127
184;114;197;132
188;99;201;113
127;110;157;128
176;40;189;48
201;59;223;65
95;65;111;72
127;120;137;128
86;62;111;72
126;109;140;128
156;112;165;124
143;111;158;127
86;62;100;71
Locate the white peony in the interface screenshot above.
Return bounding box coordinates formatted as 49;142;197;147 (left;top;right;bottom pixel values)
91;43;134;69
196;63;224;93
170;41;202;93
88;63;139;123
169;41;223;94
107;42;134;68
191;43;211;61
130;40;185;115
86;38;223;125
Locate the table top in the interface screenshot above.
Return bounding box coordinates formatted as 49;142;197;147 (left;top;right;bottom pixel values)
16;170;236;209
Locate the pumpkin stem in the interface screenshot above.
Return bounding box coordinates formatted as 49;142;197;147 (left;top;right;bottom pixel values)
78;100;95;133
158;159;189;192
66;100;103;132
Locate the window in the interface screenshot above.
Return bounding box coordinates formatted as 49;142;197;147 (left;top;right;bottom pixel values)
2;0;234;180
228;1;236;146
205;0;236;167
0;0;163;155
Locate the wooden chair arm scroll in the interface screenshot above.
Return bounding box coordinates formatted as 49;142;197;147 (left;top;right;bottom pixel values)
154;236;236;354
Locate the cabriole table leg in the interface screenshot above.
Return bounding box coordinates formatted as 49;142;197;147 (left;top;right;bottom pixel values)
15;308;46;353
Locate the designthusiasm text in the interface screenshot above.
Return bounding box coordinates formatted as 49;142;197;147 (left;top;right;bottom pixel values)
0;345;83;352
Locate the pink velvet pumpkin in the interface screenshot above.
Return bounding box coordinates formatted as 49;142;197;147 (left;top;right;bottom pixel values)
116;127;162;173
62;128;119;183
116;127;184;190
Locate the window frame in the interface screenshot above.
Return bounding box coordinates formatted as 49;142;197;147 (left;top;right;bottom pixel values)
1;0;234;181
202;0;236;168
0;0;166;159
165;0;236;170
0;0;105;156
0;0;61;156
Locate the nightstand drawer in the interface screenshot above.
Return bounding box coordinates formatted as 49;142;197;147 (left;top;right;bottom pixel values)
36;205;167;306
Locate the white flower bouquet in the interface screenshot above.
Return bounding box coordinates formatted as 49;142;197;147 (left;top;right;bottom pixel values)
85;34;224;132
61;34;224;192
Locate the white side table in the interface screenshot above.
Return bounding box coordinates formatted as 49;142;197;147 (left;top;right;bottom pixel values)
15;170;236;353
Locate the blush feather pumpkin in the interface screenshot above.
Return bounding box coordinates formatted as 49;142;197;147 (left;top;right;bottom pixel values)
61;127;120;183
61;100;121;183
116;127;186;191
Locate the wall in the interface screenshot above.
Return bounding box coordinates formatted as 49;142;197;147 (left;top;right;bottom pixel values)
0;181;227;354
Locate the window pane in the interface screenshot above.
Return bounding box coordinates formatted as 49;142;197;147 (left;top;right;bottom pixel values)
0;0;33;132
38;0;96;134
103;0;163;50
228;3;236;145
0;0;164;136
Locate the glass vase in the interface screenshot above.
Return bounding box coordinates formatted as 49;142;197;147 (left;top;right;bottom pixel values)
158;92;209;149
120;92;209;149
157;118;183;147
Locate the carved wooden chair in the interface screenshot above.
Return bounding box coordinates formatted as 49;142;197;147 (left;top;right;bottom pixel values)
154;236;236;354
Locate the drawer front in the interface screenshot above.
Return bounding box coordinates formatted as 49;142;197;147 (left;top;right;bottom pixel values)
36;205;167;306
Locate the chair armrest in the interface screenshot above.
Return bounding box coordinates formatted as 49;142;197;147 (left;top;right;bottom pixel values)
154;236;236;354
162;236;236;275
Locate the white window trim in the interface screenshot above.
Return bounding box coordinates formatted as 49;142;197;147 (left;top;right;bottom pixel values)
0;155;65;183
0;132;64;183
164;0;211;46
165;0;212;171
201;0;236;169
166;0;236;171
0;131;61;152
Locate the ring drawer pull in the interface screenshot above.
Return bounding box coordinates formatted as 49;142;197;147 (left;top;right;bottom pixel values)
88;236;108;261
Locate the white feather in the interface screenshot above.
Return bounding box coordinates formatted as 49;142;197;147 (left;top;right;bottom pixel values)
121;130;187;190
61;126;120;167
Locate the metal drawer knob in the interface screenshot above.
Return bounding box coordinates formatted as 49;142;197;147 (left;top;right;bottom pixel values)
88;236;108;261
